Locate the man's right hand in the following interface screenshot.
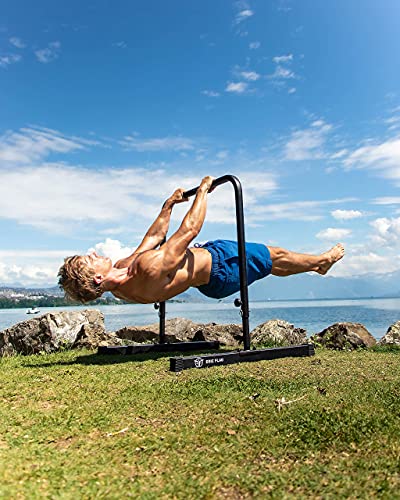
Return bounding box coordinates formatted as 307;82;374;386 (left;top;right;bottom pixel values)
200;176;215;193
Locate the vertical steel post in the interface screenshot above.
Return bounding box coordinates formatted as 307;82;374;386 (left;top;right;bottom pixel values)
183;175;251;351
159;301;166;343
156;236;167;344
230;177;250;351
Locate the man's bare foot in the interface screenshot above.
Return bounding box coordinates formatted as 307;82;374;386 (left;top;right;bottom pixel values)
317;243;345;275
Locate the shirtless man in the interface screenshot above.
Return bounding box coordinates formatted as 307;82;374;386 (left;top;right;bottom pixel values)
58;176;345;304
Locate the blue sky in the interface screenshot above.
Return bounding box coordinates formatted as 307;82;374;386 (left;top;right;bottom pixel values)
1;0;400;287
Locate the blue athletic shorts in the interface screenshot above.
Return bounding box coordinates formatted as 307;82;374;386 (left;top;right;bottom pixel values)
196;239;272;299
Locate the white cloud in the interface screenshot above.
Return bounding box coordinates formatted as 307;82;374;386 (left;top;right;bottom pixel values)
284;120;333;161
0;127;95;164
234;9;254;25
249;198;354;223
331;209;363;220
316;228;352;241
273;54;293;64
35;41;61;63
343;135;400;184
329;252;400;278
9;37;26;49
225;82;248;94
0;157;280;231
268;65;295;80
240;71;260;81
251;201;323;222
267;53;297;88
0;53;21;68
373;197;400;205
0;165;170;231
88;238;134;263
201;90;220;97
0;249;82;287
0;261;59;287
120;135;195;152
385;116;400;126
369;217;400;246
330;149;348;160
249;41;260;49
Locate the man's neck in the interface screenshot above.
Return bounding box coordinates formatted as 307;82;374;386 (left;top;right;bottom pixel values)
101;266;129;292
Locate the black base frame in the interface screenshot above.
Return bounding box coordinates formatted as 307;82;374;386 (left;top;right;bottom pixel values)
170;344;315;372
97;175;315;370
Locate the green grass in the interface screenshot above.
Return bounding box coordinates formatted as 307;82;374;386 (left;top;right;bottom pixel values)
1;347;400;498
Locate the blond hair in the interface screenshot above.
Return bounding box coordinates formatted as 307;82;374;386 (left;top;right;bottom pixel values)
58;255;103;303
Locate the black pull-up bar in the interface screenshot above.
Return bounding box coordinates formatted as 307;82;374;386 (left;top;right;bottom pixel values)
182;175;250;350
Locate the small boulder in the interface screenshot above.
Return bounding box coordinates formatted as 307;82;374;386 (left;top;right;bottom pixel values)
250;319;307;346
379;321;400;346
191;323;243;347
115;318;197;343
0;309;116;356
311;322;376;350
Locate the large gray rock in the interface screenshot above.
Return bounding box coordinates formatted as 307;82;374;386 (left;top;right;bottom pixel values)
191;323;243;347
0;309;118;356
116;318;197;343
250;319;307;346
115;317;243;347
379;321;400;346
311;322;376;350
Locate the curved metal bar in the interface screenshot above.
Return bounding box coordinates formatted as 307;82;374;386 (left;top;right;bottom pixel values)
183;175;250;350
183;174;238;199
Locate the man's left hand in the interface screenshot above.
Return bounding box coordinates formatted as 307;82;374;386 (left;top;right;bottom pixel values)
167;188;189;206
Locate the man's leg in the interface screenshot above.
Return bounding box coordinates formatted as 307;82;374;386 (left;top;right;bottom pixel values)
267;243;345;277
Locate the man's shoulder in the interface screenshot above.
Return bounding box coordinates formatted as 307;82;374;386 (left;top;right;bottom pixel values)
114;251;147;269
130;249;162;273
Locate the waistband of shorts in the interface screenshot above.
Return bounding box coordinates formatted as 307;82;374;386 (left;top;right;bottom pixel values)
203;244;220;278
195;243;221;289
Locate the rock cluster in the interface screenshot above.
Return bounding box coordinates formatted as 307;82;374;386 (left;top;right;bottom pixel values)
116;318;244;347
1;310;400;357
251;319;307;346
0;310;121;356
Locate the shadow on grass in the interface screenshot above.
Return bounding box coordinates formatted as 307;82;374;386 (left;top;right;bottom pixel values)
22;348;226;368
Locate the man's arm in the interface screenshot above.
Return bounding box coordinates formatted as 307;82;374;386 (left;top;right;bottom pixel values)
115;188;188;269
154;176;214;274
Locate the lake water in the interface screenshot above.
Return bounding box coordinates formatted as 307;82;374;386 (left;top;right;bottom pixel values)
1;297;400;340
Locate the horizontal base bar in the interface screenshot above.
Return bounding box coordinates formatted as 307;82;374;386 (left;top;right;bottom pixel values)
170;344;315;372
98;340;220;356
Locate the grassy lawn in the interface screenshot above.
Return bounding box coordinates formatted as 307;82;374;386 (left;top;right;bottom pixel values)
1;347;399;498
